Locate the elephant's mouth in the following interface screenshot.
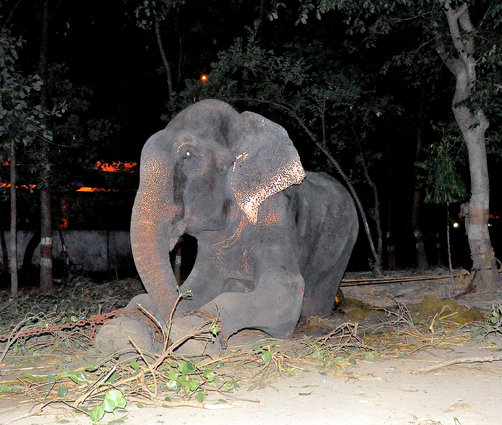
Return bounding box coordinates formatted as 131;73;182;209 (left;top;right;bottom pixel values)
169;234;197;286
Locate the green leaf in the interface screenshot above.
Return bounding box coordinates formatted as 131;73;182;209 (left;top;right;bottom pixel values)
66;373;80;384
105;372;119;383
261;350;272;363
129;360;141;371
169;370;179;381
196;392;205;403
85;364;98;372
89;404;105;422
179;360;196;373
166;380;178;391
0;384;11;393
311;349;323;360
105;389;126;409
364;353;375;361
189;379;198;391
251;342;262;351
203;369;216;382
58;384;68;397
70;315;78;322
103;397;117;413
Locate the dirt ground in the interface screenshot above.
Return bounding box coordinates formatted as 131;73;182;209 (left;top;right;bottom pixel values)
1;273;501;425
1;342;501;425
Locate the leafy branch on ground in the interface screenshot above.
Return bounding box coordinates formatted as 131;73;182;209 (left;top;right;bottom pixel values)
1;278;501;422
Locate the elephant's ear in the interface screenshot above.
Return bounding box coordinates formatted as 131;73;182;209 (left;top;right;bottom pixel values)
231;111;306;225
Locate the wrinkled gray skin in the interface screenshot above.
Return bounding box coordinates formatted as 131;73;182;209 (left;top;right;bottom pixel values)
128;99;358;341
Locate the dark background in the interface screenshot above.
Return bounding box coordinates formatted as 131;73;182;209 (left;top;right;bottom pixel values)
0;0;500;276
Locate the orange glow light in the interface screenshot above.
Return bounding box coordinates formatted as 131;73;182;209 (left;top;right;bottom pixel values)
200;74;209;82
93;161;137;173
0;183;37;189
76;187;119;192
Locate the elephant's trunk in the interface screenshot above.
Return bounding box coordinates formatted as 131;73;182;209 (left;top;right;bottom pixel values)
130;151;181;320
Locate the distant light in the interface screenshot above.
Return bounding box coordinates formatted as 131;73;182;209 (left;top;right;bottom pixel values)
76;187;119;193
488;223;493;227
200;74;209;82
94;161;137;173
452;222;460;229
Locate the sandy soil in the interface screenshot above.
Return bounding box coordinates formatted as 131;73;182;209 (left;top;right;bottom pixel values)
1;341;501;425
1;276;501;425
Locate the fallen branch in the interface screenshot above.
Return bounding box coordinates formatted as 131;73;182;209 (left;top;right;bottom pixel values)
416;355;502;373
0;315;35;363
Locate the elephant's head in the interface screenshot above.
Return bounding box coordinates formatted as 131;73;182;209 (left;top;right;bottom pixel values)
130;99;305;318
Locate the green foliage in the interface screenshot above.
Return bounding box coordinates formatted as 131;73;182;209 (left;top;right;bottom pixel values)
57;384;68;396
417;124;468;205
128;0;186;30
89;389;127;422
0;29;47;163
168;30;389;176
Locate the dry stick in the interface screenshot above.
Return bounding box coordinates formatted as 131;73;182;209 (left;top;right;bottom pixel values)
126;395;238;409
416;355;502;373
73;366;117;408
0;316;34;363
5;400;88;425
128;337;158;398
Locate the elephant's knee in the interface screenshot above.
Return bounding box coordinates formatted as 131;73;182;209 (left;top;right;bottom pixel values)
126;294;165;327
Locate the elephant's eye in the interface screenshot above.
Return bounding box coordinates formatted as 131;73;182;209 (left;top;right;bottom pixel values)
185;151;191;158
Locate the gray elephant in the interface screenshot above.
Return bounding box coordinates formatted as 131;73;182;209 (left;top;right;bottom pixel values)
97;99;358;354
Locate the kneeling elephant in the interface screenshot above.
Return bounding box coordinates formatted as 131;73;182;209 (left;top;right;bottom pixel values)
97;99;358;354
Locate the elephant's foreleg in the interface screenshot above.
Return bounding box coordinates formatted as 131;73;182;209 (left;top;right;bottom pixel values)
199;272;305;339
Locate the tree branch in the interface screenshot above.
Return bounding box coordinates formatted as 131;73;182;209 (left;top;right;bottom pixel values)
154;17;173;99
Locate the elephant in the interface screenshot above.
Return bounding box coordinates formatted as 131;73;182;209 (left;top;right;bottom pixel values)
96;99;358;355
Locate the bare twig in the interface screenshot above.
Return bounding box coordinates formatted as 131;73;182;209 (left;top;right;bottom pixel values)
416;355;502;373
73;366;117;408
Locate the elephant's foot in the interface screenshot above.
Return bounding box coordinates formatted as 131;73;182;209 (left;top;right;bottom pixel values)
95;294;165;357
168;313;222;357
95;315;161;357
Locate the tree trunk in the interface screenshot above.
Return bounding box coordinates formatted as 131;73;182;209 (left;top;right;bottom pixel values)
39;0;53;291
352;110;383;264
9;142;18;296
154;17;173;99
438;5;498;290
411;102;428;269
0;230;7;276
385;143;396;270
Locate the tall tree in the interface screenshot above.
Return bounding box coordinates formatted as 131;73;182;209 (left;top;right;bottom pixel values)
0;28;45;294
435;3;499;289
294;0;501;288
129;0;186;99
38;0;53;291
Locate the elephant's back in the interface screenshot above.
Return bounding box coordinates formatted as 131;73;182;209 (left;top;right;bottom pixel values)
287;171;358;290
